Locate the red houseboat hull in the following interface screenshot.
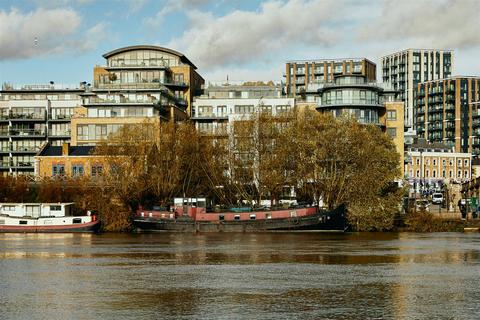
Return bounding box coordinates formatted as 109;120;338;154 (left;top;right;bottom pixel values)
134;206;346;233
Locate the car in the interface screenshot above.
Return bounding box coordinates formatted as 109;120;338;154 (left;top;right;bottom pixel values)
432;193;444;205
415;199;430;212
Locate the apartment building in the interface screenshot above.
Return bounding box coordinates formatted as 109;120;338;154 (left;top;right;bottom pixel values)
192;82;293;138
72;45;204;145
415;76;480;155
0;84;84;176
317;74;405;176
285;58;376;102
381;49;454;129
405;139;471;192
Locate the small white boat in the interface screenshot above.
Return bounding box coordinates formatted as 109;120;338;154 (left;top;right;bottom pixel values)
0;203;100;233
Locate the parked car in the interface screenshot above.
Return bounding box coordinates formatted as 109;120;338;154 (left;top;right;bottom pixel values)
432;193;444;205
415;199;430;212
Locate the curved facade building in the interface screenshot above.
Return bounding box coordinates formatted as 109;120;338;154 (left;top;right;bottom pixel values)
317;75;386;126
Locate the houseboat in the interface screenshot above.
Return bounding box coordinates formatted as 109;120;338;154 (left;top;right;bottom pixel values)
0;203;100;233
134;197;347;232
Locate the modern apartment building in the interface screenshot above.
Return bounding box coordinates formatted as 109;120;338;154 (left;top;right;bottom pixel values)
415;76;480;155
0;84;85;176
72;45;204;145
381;49;454;129
317;74;405;175
285;58;376;102
192;82;293;138
405;139;471;192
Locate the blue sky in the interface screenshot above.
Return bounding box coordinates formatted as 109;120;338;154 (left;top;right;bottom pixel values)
1;0;479;85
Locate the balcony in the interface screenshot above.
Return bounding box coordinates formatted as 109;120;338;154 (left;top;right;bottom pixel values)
49;130;71;138
84;96;159;105
95;82;171;90
9;113;45;121
9;129;46;137
49;114;72;121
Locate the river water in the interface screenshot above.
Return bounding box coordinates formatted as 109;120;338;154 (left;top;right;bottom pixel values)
1;232;480;319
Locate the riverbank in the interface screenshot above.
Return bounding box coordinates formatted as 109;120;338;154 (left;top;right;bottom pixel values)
398;211;480;232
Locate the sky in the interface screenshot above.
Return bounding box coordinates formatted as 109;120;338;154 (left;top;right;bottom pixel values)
0;0;479;86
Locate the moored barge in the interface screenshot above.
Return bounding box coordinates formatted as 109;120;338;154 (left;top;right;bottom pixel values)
134;198;346;232
0;203;100;233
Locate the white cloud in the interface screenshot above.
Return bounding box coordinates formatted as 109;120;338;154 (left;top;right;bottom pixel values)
0;7;107;60
167;0;346;70
144;0;216;28
357;0;480;49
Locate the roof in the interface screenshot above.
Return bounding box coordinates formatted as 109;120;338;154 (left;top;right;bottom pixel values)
102;45;197;69
286;57;376;65
37;145;95;157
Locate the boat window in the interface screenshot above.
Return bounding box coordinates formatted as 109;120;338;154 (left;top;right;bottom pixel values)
219;215;225;221
2;205;15;211
19;220;28;225
266;213;272;219
0;220;4;225
50;205;61;211
73;218;82;224
234;215;240;220
250;214;256;220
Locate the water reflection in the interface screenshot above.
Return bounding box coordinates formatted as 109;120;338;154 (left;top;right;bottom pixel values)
1;232;480;319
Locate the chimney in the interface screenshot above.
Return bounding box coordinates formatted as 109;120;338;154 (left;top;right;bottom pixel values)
62;142;70;156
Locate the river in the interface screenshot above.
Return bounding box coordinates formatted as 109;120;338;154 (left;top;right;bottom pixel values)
1;232;479;319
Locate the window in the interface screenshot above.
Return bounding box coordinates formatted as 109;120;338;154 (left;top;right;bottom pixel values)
234;105;254;114
91;165;103;177
465;159;469;166
465;170;469;179
458;170;462;178
2;205;15;211
52;164;65;176
433;159;437;166
50;205;61;211
387;128;396;138
276;105;291;114
458;159;462;167
387;110;397;121
72;164;84;177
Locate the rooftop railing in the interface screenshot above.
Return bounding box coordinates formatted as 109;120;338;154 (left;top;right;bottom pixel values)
2;83;84;91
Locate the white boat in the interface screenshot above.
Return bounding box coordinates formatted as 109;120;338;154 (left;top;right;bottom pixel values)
0;203;100;233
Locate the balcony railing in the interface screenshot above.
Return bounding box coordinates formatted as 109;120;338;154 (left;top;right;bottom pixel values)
9;113;45;120
49;130;71;137
50;114;72;120
9;129;46;137
84;96;159;105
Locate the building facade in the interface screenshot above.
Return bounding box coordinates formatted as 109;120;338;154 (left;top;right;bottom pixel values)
405;140;471;193
72;45;204;146
0;84;85;176
415;76;480;154
192;83;294;138
34;142;103;178
317;74;405;176
285;58;376;102
381;49;454;129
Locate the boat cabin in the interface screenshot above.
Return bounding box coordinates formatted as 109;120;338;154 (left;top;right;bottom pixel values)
0;203;74;218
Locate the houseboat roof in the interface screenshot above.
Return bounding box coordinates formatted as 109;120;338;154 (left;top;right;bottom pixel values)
0;203;75;206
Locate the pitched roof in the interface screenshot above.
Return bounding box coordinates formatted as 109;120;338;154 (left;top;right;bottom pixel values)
38;145;95;157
